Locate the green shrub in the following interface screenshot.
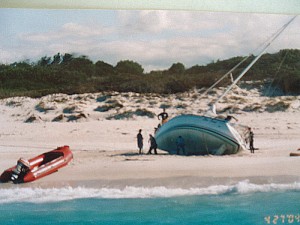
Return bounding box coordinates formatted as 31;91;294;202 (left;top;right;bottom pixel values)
63;106;77;114
107;109;155;120
1;49;300;98
265;101;290;112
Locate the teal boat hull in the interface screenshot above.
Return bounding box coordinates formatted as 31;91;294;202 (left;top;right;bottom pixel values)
155;114;245;155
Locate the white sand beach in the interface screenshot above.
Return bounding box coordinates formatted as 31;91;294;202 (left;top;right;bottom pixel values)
0;88;299;188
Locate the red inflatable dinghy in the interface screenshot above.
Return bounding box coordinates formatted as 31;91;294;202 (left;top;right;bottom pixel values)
0;145;73;183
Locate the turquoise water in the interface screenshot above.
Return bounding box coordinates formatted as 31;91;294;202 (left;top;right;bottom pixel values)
0;181;299;225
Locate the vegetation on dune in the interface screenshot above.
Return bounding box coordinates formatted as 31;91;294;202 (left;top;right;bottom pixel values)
0;49;299;99
106;109;156;120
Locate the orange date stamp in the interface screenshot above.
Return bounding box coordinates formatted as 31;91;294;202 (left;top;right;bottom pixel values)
264;214;300;224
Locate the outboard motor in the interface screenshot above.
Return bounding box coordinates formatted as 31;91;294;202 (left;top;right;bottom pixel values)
11;158;30;183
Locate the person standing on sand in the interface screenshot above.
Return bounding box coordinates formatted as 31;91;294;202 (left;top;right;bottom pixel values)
224;115;238;122
147;134;158;155
157;108;169;124
176;136;185;155
248;127;255;153
137;129;143;154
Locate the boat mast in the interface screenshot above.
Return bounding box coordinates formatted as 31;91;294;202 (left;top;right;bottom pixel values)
201;55;250;96
211;16;296;108
202;30;279;97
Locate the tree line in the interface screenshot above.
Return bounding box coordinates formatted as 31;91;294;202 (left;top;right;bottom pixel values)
0;49;299;99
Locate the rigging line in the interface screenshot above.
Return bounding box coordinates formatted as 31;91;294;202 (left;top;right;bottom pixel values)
202;16;296;98
201;55;250;96
202;133;210;155
211;16;297;107
265;50;289;97
228;50;289;112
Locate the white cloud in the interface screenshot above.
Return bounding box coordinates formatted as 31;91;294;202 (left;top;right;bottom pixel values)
111;11;300;71
116;10;229;38
20;22;113;44
1;11;299;72
61;22;111;37
118;10;171;33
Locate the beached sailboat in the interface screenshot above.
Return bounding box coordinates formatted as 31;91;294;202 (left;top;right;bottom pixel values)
155;114;246;155
155;16;296;155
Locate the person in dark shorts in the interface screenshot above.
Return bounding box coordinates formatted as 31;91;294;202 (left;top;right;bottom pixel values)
176;136;186;155
137;129;143;154
248;127;255;153
147;134;158;155
157;108;169;124
224;115;238;122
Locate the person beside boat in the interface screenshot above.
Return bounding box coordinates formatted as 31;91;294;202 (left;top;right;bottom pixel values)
224;115;238;122
248;127;255;153
147;134;158;155
157;108;169;125
137;129;143;154
176;136;186;155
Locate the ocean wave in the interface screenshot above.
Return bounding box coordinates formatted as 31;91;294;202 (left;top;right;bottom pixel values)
0;180;300;204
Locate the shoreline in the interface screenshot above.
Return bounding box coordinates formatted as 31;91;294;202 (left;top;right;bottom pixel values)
1;148;299;189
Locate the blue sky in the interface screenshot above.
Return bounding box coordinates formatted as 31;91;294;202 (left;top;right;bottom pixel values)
1;9;299;71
